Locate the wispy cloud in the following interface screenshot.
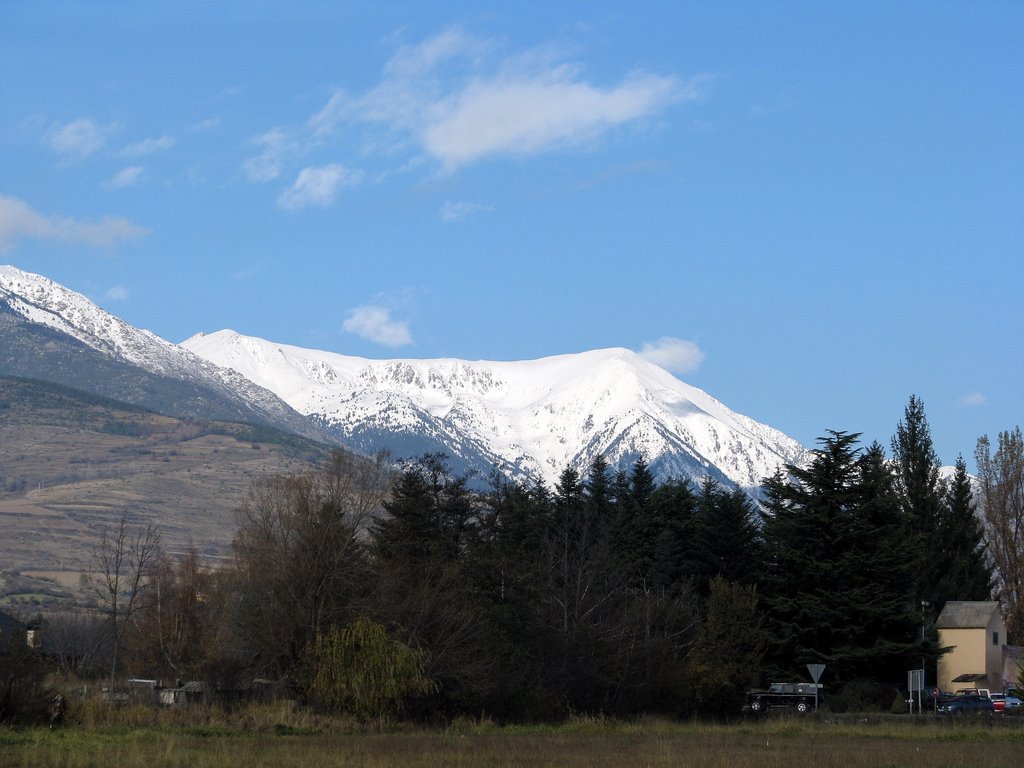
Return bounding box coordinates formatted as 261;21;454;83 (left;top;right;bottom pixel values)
119;135;175;157
0;195;148;250
959;392;986;407
190;117;220;132
44;117;118;158
242;128;292;182
637;336;705;375
342;304;413;347
277;164;361;210
106;165;145;189
104;284;129;301
297;28;697;174
440;200;492;223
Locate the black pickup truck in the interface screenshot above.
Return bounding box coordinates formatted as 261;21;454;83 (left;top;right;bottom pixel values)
744;682;823;714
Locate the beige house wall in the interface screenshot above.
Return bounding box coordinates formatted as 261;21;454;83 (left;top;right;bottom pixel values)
938;611;1007;692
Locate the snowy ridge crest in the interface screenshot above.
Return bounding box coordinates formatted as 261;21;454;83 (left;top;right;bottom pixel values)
0;265;319;436
182;329;808;489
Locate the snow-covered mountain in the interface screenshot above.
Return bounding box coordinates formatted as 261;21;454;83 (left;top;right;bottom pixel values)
1;265;808;490
0;265;328;441
182;329;808;490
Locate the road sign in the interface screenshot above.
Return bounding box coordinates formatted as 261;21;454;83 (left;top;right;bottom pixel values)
806;664;826;713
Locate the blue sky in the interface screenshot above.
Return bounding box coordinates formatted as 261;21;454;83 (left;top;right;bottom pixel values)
1;1;1021;469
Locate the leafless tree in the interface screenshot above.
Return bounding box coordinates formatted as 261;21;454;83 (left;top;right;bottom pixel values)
132;548;214;680
86;511;160;700
230;450;391;679
976;427;1024;641
43;612;111;678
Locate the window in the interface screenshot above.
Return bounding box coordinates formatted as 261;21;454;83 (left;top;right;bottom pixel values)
993;631;999;646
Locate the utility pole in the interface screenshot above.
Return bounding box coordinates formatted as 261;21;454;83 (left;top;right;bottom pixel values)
921;600;929;715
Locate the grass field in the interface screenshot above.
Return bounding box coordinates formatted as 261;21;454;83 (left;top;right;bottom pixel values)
2;716;1023;768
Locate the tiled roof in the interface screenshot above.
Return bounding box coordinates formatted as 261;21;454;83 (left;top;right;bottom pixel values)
936;601;1001;629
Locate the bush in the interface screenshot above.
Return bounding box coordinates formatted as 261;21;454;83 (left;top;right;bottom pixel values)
0;630;51;724
306;617;434;720
890;691;910;714
828;680;894;713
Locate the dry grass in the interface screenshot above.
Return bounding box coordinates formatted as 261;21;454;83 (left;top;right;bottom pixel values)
0;378;328;581
2;712;1023;768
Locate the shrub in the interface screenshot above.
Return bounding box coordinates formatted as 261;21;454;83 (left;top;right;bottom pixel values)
829;680;895;713
0;630;50;724
890;691;910;714
306;617;434;720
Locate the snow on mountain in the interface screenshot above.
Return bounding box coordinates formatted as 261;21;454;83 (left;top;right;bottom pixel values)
0;265;324;439
182;329;808;489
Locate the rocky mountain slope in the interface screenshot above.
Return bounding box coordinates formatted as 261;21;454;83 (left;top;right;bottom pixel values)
0;265;332;442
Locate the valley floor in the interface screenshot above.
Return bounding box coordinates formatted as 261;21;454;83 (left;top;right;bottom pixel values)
2;717;1023;768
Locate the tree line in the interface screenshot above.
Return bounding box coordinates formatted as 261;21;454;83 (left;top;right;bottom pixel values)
18;397;1024;723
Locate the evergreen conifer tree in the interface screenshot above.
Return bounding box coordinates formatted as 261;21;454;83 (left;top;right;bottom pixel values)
760;432;924;684
647;478;696;591
891;396;946;608
935;456;992;602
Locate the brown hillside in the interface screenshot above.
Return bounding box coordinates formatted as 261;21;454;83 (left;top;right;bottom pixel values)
0;376;331;603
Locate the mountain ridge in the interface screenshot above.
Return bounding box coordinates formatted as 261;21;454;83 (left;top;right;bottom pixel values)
2;264;808;491
182;328;808;489
0;265;334;443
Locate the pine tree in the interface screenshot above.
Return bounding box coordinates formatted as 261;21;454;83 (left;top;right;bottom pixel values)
372;453;472;564
760;432;924;684
647;478;696;591
891;396;945;608
934;456;992;602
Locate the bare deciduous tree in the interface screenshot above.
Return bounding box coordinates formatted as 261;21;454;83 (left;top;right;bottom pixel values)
230;450;391;679
976;427;1024;641
86;511;160;700
132;548;214;680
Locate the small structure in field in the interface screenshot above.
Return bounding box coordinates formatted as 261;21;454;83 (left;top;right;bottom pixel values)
159;680;209;707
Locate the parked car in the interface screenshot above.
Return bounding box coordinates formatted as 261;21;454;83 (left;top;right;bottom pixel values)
990;693;1022;712
936;694;994;715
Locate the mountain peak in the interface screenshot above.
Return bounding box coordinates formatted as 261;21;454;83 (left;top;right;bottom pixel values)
182;329;807;489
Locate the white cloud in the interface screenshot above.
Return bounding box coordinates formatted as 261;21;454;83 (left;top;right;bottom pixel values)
242;128;291;182
304;29;694;172
342;305;413;347
104;284;129;301
0;195;148;250
44;117;117;157
119;135;175;157
424;71;681;171
277;164;361;210
308;29;484;138
107;166;144;189
637;336;705;375
959;392;986;407
440;200;491;223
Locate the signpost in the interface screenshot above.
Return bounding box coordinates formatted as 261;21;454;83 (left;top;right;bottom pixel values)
908;669;924;714
807;664;826;712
